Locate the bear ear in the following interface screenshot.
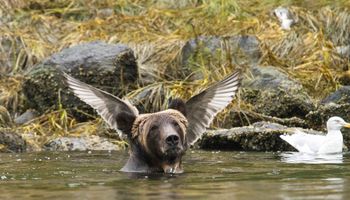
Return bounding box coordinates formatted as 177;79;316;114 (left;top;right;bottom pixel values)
115;111;136;136
168;98;187;117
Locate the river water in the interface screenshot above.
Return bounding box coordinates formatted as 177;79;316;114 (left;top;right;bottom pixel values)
0;150;349;200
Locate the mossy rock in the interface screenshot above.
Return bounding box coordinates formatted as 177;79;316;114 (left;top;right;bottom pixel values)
241;88;313;119
321;86;350;105
22;41;138;121
222;65;314;128
0;128;26;152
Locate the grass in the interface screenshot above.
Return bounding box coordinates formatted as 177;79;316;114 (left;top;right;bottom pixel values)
0;0;350;150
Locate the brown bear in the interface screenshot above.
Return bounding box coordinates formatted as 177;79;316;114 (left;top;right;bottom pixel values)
63;71;240;173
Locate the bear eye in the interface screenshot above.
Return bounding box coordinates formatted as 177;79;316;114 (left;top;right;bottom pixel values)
150;125;158;132
172;121;180;129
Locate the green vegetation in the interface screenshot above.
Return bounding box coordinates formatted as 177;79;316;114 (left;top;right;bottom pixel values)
1;0;350;150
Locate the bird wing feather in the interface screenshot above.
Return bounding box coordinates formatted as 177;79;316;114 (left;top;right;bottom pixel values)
280;129;326;153
63;72;138;136
185;71;240;145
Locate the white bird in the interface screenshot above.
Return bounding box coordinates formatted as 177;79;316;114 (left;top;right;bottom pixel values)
280;116;350;154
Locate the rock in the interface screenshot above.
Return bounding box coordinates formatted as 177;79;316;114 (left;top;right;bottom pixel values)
0;128;27;152
44;135;121;151
243;66;304;92
199;121;344;152
14;109;38;125
222;109;308;128
307;103;350;124
181;35;262;71
223;65;314;128
22;41;138;120
321;86;350;105
241;88;313;119
243;66;314;117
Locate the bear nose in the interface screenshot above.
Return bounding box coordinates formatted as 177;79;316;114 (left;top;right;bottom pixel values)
165;135;180;146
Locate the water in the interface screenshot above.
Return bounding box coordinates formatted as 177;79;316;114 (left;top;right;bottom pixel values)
0;150;349;200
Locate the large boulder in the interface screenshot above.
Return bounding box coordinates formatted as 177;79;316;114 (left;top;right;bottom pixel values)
242;66;314;117
223;65;314;128
22;41;138;120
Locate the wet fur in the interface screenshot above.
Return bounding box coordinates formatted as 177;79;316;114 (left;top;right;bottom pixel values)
120;109;188;173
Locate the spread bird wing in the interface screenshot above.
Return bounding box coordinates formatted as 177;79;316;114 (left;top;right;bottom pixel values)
185;71;240;145
280;129;326;153
63;72;138;136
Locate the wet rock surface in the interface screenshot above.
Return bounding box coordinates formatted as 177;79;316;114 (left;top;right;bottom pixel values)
0;128;27;152
44;135;121;151
22;41;138;121
199;121;341;152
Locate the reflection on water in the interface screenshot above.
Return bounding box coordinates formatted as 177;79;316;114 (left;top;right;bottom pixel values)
280;152;344;164
0;150;349;200
280;178;346;200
